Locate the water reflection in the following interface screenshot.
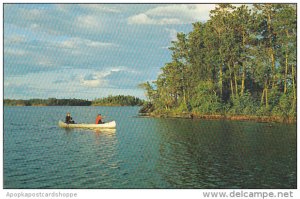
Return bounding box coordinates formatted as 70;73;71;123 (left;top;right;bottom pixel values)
154;119;296;188
94;128;116;135
61;128;117;145
93;129;117;146
59;127;119;188
61;128;116;135
4;106;296;188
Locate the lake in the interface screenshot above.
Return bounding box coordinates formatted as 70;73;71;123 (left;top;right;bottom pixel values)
3;106;296;189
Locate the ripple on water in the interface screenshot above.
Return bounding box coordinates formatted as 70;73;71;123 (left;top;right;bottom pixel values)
4;107;297;188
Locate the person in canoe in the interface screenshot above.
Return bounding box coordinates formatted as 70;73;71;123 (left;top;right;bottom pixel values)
95;113;104;124
65;112;75;124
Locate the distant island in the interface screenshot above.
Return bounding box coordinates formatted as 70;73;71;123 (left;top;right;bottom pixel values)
4;95;144;107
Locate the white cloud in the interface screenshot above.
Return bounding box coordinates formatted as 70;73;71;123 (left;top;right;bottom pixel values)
79;67;126;88
55;4;71;13
5;49;27;56
5;4;184;99
80;72;107;88
147;4;215;21
76;15;102;30
128;13;153;25
159;18;181;25
5;68;108;95
18;8;45;22
5;35;26;44
80;4;121;13
5;5;99;36
128;4;215;25
60;37;117;49
37;57;54;67
80;78;104;87
30;23;40;30
146;4;191;17
128;13;181;25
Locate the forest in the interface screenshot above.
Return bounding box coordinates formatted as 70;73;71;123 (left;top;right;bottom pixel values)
4;98;92;106
92;95;144;106
139;4;296;123
4;95;144;107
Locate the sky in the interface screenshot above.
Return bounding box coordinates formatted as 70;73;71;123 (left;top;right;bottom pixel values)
4;4;216;100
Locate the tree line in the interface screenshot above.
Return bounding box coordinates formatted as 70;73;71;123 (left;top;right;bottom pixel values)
4;98;92;106
92;95;144;106
4;95;144;106
139;4;296;122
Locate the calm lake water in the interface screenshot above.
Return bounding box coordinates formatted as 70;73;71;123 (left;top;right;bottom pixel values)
4;106;296;189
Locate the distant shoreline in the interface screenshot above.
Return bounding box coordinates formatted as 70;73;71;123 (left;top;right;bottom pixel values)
4;104;141;107
4;95;144;107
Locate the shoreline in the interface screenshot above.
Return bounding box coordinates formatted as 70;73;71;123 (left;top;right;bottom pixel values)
139;112;296;124
4;105;295;123
4;104;142;107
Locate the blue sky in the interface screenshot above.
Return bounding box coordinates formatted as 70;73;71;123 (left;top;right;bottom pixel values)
4;4;215;100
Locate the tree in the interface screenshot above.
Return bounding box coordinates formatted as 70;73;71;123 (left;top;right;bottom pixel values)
209;4;236;98
138;3;296;122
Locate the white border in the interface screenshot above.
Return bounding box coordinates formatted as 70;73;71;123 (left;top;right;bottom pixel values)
1;1;298;199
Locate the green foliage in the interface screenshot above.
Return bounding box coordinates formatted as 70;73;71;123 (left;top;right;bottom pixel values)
272;93;296;118
139;4;296;122
138;82;157;103
92;95;144;106
268;87;282;109
256;106;272;116
4;98;92;106
139;102;155;113
190;81;222;115
228;92;258;115
175;102;189;113
4;95;144;107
